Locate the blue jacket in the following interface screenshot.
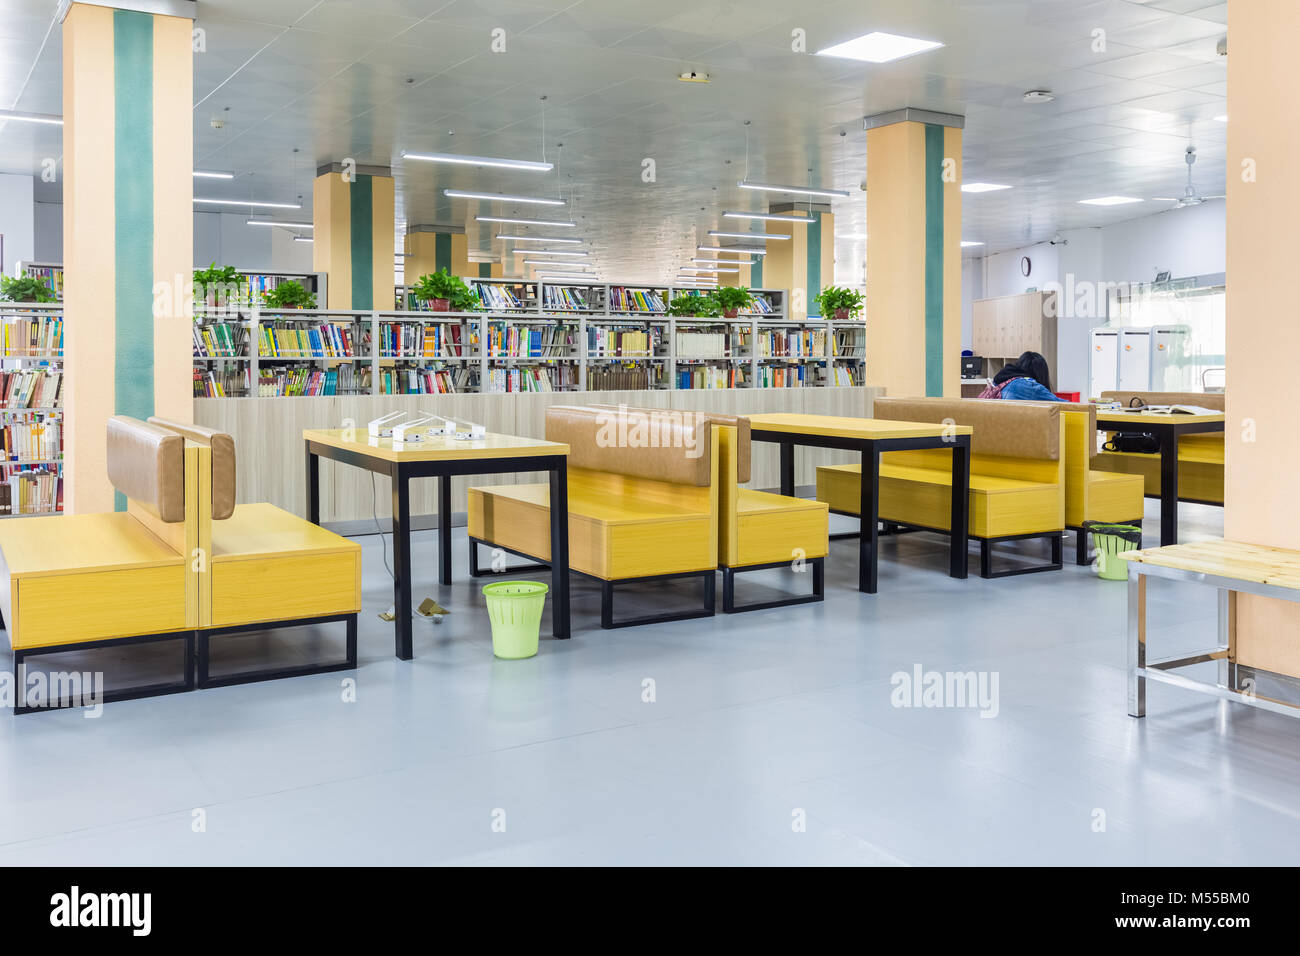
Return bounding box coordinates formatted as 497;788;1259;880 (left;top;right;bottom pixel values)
1000;377;1065;402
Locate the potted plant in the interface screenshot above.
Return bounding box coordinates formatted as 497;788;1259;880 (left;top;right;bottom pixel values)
713;286;754;318
193;263;246;309
668;292;721;317
411;269;477;312
0;275;57;303
814;286;865;320
262;279;317;310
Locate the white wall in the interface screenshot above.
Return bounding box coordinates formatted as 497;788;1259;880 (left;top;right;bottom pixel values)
33;200;61;262
1099;199;1225;281
0;174;35;274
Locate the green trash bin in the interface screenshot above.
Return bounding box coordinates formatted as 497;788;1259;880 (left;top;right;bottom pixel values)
1082;522;1143;580
482;581;549;659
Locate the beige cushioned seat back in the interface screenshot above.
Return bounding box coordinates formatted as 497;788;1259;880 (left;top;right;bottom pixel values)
148;416;237;519
545;405;712;486
874;396;1060;461
106;416;186;522
1101;390;1225;411
585;403;750;483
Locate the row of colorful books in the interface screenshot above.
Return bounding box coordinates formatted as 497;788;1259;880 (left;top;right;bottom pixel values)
2;420;61;462
0;467;62;515
23;266;64;297
193;322;248;357
2;369;62;409
258;323;356;358
608;287;666;313
472;282;529;311
758;330;827;358
485;365;577;393
378;322;472;358
830;365;862;386
488;324;574;358
676;366;746;389
541;286;594;311
193;367;246;398
377;366;476;395
675;331;747;359
586;327;659;356
758;365;809;388
1;315;63;356
257;365;368;397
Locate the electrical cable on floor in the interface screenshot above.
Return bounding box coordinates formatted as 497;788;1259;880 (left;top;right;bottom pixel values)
371;470;393;581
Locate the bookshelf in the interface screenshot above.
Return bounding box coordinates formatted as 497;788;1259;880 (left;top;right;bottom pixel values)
15;261;64;301
191;285;870;395
1;301;64;516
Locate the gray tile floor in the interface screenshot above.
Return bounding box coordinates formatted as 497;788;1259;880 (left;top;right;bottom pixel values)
4;500;1299;866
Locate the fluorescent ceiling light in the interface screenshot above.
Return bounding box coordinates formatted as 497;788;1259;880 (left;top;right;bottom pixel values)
722;211;811;223
195;198;301;209
708;231;790;241
294;236;313;243
0;109;62;125
445;189;564;206
961;182;1011;193
496;235;582;243
1078;196;1144;206
684;266;740;273
524;259;593;267
697;246;768;256
478;216;576;228
737;180;849;198
838;233;867;240
1151;197;1180;202
513;249;589;257
403;151;552;172
194;170;234;180
961;241;984;247
247;219;313;229
815;31;944;64
694;257;754;265
1214;115;1228;122
540;274;598;281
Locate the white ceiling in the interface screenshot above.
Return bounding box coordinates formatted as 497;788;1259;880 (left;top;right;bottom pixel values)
0;0;1229;283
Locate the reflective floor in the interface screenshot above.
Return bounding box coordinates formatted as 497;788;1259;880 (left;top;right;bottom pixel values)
3;500;1297;866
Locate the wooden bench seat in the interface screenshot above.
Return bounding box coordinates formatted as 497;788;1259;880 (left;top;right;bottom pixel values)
817;397;1066;577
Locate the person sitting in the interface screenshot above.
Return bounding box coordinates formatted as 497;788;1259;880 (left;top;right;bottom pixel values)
979;351;1065;402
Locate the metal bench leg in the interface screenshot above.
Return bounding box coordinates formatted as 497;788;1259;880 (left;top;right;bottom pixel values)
721;558;826;613
1076;529;1090;566
598;571;716;629
1128;571;1146;717
980;539;992;578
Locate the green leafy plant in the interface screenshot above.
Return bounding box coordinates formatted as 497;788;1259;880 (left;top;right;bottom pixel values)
193;263;245;305
411;269;478;311
262;280;317;309
0;275;57;303
713;286;754;315
668;292;720;317
814;286;864;318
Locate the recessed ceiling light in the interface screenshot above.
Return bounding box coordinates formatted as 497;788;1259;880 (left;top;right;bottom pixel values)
403;151;553;172
477;216;576;227
445;190;564;206
960;241;984;247
247;219;313;228
697;246;768;256
815;31;943;64
708;231;790;241
722;211;811;223
1078;196;1144;206
194;198;301;209
293;236;313;243
1214;115;1228;122
194;170;235;179
1022;90;1055;104
961;182;1011;193
737;180;850;199
496;234;582;243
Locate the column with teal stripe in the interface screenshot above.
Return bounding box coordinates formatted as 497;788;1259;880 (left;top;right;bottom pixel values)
805;210;824;317
349;174;374;309
923;123;945;397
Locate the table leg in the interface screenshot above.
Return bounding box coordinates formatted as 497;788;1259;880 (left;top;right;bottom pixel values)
859;444;880;594
549;462;571;639
438;475;453;586
949;435;971;579
779;441;795;497
305;444;320;525
391;464;413;661
1159;427;1180;546
1127;570;1146;717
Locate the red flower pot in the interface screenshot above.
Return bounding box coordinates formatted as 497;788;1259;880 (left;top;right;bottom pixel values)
430;298;450;312
834;308;851;319
723;308;739;318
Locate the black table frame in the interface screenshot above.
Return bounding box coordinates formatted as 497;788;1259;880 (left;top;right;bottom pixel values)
305;440;570;659
1095;417;1224;547
750;428;972;593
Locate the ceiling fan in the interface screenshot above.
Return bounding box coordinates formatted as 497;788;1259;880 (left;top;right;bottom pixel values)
1156;146;1224;207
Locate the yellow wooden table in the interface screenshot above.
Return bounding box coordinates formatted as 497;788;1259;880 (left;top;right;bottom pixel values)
1120;538;1300;720
746;413;974;593
1094;409;1225;546
303;428;570;659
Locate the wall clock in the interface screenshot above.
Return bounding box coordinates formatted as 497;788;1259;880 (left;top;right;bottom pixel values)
1020;256;1032;277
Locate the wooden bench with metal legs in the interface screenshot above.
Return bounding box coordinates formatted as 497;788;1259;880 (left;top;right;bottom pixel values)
469;405;720;629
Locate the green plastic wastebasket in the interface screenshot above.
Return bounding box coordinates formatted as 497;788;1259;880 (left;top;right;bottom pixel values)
482;581;549;659
1083;522;1144;581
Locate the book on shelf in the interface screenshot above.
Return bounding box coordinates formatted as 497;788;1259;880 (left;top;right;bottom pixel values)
2;418;62;462
758;364;807;388
542;286;594;311
489;323;574;358
676;365;745;389
608;287;665;312
587;364;655;391
193;366;248;398
258;322;355;358
22;266;64;299
586;326;658;356
742;296;776;314
1;314;63;356
255;364;368;397
830;365;861;386
379;365;477;395
833;328;864;357
0;466;62;516
758;329;825;358
2;369;62;409
486;365;576;393
674;330;747;359
193;322;248;357
472;282;529;311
